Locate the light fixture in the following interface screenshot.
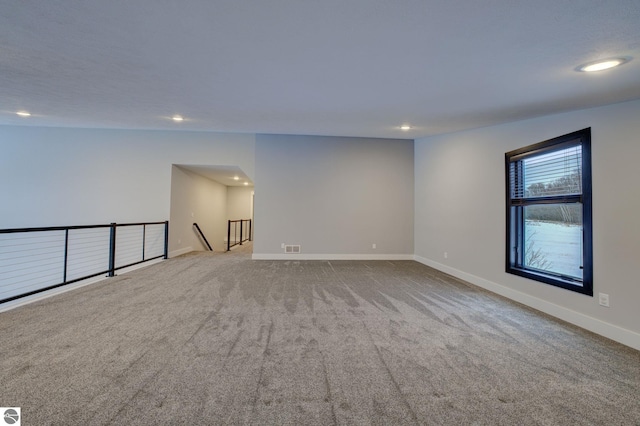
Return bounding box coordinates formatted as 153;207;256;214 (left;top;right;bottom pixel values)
16;111;31;117
233;176;240;181
400;124;411;131
172;115;184;122
243;182;249;186
576;57;631;72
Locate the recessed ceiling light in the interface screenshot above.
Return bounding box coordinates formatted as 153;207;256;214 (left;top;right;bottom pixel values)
233;176;240;181
16;111;31;117
172;115;184;122
243;182;249;186
576;57;631;72
400;124;411;131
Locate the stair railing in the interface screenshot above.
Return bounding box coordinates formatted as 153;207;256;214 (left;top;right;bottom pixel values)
193;223;213;251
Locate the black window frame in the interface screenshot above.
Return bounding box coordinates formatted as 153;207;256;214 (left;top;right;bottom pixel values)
505;128;593;296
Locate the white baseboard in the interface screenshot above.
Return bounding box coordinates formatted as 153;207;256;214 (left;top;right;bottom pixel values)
413;255;640;351
0;258;166;314
169;246;193;258
252;253;414;261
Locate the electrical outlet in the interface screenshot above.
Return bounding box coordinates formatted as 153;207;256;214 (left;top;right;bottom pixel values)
444;252;448;259
372;243;376;249
598;293;610;307
281;243;285;248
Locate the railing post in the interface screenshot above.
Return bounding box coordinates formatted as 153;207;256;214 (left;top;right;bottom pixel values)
0;221;169;305
142;224;146;261
227;220;231;252
164;221;169;259
63;229;69;283
249;219;252;241
239;219;243;245
108;223;116;277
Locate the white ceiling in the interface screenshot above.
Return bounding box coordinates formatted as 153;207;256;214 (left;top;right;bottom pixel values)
1;1;639;139
176;164;253;187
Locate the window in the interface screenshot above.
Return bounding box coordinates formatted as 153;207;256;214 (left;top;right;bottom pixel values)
505;128;592;295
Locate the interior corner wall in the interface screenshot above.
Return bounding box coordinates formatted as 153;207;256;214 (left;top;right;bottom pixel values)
169;166;228;256
226;186;254;221
0;125;255;229
253;134;414;259
414;99;640;349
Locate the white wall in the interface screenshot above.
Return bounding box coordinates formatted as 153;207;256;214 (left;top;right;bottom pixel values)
414;99;640;349
227;186;254;221
0;125;255;228
169;166;227;255
253;134;414;259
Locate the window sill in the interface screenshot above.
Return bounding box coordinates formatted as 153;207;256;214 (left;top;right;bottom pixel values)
506;266;592;296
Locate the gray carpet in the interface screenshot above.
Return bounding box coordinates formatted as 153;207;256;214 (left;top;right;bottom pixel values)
0;243;638;425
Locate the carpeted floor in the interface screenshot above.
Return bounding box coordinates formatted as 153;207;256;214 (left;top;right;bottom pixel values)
0;243;638;425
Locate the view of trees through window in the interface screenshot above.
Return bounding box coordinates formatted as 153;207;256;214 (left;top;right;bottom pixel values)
524;204;582;279
521;148;582;279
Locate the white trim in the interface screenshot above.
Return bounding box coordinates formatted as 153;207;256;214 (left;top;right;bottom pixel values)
0;276;106;313
169;246;193;258
0;258;165;313
413;255;640;351
252;253;414;261
114;258;164;275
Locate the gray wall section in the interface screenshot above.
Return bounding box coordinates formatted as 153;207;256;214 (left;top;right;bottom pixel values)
254;134;414;256
0;126;255;228
414;98;640;340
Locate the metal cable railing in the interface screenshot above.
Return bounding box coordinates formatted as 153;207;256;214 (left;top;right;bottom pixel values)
227;219;252;251
0;221;168;304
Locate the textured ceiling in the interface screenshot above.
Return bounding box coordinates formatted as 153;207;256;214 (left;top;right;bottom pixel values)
1;1;639;139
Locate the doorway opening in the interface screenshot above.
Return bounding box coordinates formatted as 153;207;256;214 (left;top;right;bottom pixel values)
168;165;254;257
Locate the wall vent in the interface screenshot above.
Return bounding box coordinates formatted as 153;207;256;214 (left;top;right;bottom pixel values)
284;245;301;254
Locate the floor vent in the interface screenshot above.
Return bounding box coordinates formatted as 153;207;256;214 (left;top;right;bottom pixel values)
284;245;301;254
